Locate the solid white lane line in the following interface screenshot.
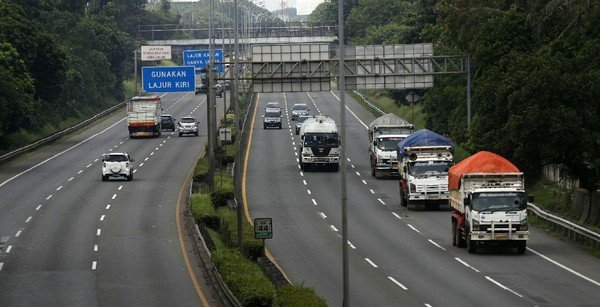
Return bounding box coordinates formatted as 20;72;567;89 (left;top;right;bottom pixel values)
25;216;32;223
105;204;111;209
485;276;522;297
377;198;386;205
92;261;97;270
330;91;369;129
77;170;83;174
408;224;421;233
355;172;360;176
144;157;149;161
318;212;327;219
370;189;375;194
365;258;378;268
347;241;356;249
86;163;92;168
15;230;22;237
527;247;600;287
68;177;74;181
94;244;98;252
112;194;117;200
307;190;311;195
36;205;42;211
0;117;126;189
455;257;479;272
56;186;63;191
312;199;318;206
5;246;12;253
118;185;123;191
330;225;339;232
387;276;408;290
303;180;307;185
428;239;446;251
96;229;101;236
392;212;402;220
362;180;367;185
46;195;53;200
100;215;105;221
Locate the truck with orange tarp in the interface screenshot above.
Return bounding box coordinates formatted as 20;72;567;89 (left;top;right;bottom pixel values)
449;151;532;254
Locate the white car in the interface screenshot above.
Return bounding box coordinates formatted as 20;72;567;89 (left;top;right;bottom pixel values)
102;152;134;181
178;117;199;137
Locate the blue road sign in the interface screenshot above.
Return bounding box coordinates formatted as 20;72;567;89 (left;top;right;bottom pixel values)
183;49;224;73
142;66;196;93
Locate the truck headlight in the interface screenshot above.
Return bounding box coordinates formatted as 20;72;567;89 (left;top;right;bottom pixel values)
409;183;416;193
472;219;481;231
519;219;528;231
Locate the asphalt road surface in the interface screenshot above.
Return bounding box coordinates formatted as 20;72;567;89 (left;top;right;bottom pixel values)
0;93;227;306
245;91;600;307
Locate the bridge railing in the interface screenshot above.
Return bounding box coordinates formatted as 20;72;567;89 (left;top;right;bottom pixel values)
137;23;338;41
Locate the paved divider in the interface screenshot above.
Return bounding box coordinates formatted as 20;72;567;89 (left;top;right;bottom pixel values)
0;101;126;163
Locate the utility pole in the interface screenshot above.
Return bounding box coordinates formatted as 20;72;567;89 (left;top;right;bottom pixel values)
338;0;349;306
466;54;472;128
233;0;243;254
133;49;139;95
207;0;216;193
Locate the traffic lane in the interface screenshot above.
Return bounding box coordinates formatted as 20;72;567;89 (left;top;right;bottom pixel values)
97;135;204;306
247;93;423;306
313;91;600;304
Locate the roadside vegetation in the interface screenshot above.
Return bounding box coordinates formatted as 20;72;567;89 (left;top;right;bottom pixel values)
190;111;327;306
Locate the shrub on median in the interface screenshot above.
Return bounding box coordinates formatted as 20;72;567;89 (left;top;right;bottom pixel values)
217;207;263;260
212;248;275;307
211;172;235;207
190;193;220;230
275;285;328;307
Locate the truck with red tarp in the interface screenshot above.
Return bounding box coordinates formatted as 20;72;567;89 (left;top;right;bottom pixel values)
449;151;531;254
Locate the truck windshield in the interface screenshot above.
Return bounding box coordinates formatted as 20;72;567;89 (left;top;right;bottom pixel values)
408;161;451;176
472;192;526;212
304;133;339;147
377;137;404;151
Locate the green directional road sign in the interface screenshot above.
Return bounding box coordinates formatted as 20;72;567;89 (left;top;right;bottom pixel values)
254;218;273;239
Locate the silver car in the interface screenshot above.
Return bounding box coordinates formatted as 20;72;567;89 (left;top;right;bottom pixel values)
291;103;310;120
178;117;199;137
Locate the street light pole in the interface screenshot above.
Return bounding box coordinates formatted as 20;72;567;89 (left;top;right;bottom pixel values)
207;0;216;193
233;0;243;254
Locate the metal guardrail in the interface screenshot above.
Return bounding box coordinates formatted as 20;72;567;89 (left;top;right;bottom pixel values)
0;101;126;164
352;90;385;116
528;203;600;247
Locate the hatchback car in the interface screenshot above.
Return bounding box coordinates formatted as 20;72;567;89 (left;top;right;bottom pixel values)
178;117;199;137
291;103;310;120
102;152;134;181
161;114;175;131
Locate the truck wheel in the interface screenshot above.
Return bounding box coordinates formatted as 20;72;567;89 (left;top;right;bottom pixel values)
179;133;183;137
516;241;526;254
127;174;133;181
332;164;339;172
102;175;108;182
195;132;199;136
399;188;407;207
466;229;476;253
371;163;376;177
452;220;457;246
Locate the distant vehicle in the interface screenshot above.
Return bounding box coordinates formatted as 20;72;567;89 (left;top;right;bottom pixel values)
178;117;199;137
263;109;282;129
295;115;312;135
265;102;282;115
298;115;339;171
127;95;162;138
102;152;134;181
291;103;309;120
449;151;531;254
160;114;175;131
368;113;414;178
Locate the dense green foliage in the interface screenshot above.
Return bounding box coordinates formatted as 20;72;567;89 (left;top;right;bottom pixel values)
0;0;177;152
311;0;600;189
275;285;328;307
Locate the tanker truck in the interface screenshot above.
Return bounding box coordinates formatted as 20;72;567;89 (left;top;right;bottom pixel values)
368;113;414;178
397;129;454;210
299;115;340;172
449;151;531;254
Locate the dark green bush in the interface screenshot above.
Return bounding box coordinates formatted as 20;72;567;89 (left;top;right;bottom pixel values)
275;285;328;307
212;249;275;307
211;172;234;207
193;157;209;183
190;193;219;230
218;208;263;260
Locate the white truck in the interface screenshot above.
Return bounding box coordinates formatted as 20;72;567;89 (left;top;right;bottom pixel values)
368;113;414;178
127;95;162;138
449;151;531;254
397;129;454;210
298;115;340;172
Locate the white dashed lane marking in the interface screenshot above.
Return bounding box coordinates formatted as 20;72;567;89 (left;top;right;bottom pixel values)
68;177;74;181
307;190;311;195
365;258;378;268
25;216;32;223
105;204;111;209
100;215;105;221
362;180;367;185
377;198;386;205
15;230;22;237
408;224;421;233
392;212;402;220
94;244;98;252
455;257;479;273
118;185;123;191
329;225;339;232
112;194;117;200
312;199;318;206
388;276;408;290
429;239;446;251
96;229;101;236
92;261;97;270
5;246;12;253
46;195;53;200
485;276;522;298
35;205;42;211
56;186;63;191
347;241;356;249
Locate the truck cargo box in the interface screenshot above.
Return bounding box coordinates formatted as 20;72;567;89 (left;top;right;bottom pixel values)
397;129;454;158
448;151;520;191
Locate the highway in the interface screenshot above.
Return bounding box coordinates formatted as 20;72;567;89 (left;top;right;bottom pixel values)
245;91;600;306
0;93;225;306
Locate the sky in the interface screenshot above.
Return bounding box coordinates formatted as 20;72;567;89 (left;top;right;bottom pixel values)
255;0;325;15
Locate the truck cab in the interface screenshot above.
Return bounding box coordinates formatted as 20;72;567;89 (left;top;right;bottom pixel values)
371;134;410;177
299;116;340;172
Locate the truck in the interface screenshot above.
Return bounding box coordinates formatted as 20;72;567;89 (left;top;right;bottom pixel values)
449;151;531;254
368;113;414;178
397;129;454;210
127;95;162;138
298;115;340;172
